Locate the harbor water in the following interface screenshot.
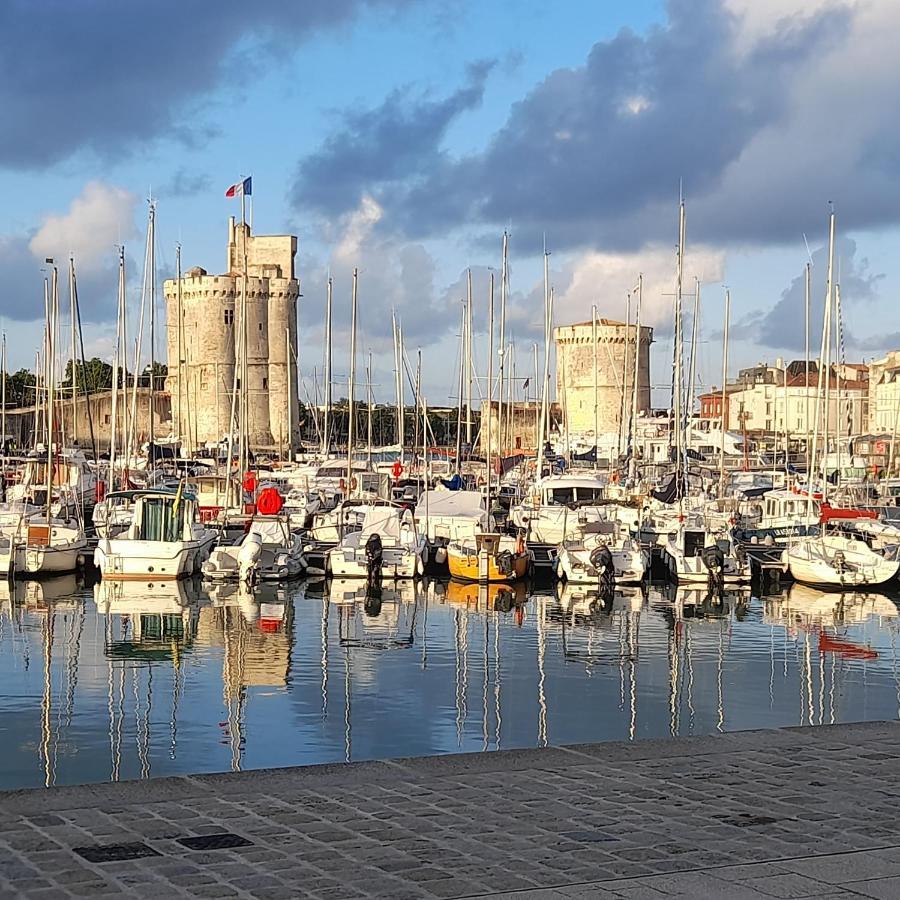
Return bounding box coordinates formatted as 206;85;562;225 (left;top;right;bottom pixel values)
1;575;899;790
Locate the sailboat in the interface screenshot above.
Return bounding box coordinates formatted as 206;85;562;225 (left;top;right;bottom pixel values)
784;211;900;588
6;264;88;577
446;271;530;583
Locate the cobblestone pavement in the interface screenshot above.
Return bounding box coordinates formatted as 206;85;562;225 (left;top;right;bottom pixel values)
0;722;899;898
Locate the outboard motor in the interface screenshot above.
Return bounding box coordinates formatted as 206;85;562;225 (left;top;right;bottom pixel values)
238;532;263;589
364;532;384;585
589;543;616;599
701;543;726;595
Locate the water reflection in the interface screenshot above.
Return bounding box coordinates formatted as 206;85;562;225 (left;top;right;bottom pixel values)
1;575;899;789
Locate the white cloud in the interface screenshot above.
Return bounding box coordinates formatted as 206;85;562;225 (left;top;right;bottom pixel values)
29;181;139;272
547;244;726;334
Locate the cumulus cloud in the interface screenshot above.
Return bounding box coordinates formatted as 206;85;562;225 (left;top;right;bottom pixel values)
292;60;495;219
29;182;139;272
0;182;139;325
288;0;900;253
0;0;416;169
731;237;884;351
298;196;452;359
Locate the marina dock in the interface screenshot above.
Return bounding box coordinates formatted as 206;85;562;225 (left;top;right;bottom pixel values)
1;721;898;898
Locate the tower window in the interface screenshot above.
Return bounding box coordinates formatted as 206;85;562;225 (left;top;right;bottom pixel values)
258;322;263;332
263;378;268;389
224;309;234;325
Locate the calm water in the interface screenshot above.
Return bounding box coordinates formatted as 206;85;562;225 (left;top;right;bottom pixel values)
1;574;899;790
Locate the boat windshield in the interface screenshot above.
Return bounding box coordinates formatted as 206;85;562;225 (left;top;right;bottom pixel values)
138;497;183;542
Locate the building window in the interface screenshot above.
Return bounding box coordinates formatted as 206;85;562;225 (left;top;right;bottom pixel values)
263;378;268;390
104;414;110;425
259;322;264;332
224;308;234;325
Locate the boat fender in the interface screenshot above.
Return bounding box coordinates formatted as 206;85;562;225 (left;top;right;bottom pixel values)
257;487;284;516
435;546;448;565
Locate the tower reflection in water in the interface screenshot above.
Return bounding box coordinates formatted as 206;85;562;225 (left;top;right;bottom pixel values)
0;575;899;790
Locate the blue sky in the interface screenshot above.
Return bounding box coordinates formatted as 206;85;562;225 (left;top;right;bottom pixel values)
1;0;899;407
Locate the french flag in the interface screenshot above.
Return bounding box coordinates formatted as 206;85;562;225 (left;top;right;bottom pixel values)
225;177;252;198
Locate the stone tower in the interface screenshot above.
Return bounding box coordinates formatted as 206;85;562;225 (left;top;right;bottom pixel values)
164;218;300;453
554;318;653;438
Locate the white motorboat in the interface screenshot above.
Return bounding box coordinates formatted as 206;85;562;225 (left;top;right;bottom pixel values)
7;449;99;513
203;515;304;584
508;473;608;544
94;489;215;581
328;505;425;579
556;520;649;585
782;534;900;588
662;526;751;584
413;489;488;567
92;489;142;539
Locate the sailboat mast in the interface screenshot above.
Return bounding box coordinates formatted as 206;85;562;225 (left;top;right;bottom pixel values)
486;273;494;517
537;247;552;461
804;262;810;475
148;199;156;448
686;279;700;435
629;274;643;480
498;232;509;456
366;350;373;468
672;199;686;474
592;304;598;456
454;305;465;473
46;265;58;519
175;244;185;450
719;289;730;495
323;276;333;456
346;268;358;491
68;257;78;446
619;292;632;459
465;269;473;447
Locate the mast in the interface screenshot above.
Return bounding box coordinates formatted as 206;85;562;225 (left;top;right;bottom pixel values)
46;265;58;520
68;257;78;446
686;279;701;437
592;304;598;456
718;289;731;496
110;248;125;489
1;332;6;459
465;269;473;447
286;328;293;462
397;319;406;464
498;232;509;456
486;273;494;523
672;198;686;479
323;276;333;457
618;292;632;459
804;263;811;475
629;274;643;481
808;209;836;512
346;268;358;491
148;199;156;448
454;304;465;473
537;247;552;463
366;350;373;468
175;244;185;450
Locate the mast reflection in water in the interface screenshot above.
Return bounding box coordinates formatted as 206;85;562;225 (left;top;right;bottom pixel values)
0;575;898;789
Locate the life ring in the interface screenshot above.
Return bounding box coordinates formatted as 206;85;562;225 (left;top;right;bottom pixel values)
257;487;284;516
242;471;257;494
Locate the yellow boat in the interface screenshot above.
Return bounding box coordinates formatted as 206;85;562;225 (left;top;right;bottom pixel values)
446;533;531;583
445;579;527;609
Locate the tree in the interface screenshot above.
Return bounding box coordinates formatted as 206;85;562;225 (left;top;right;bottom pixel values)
64;358;114;394
140;361;168;388
3;369;36;407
